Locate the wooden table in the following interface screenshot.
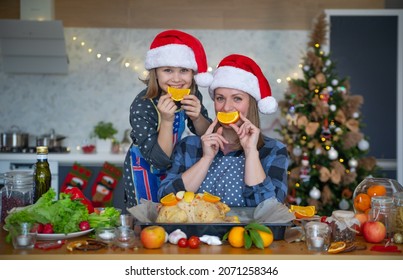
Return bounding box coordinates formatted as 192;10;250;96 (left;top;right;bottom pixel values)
1;227;402;260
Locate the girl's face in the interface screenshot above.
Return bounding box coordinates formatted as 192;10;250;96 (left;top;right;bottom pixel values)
156;67;194;93
214;88;250;124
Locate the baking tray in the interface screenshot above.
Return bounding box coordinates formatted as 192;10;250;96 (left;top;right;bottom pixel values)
137;207;292;240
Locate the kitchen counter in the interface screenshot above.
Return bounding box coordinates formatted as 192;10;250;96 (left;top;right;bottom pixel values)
0;227;402;260
0;152;125;165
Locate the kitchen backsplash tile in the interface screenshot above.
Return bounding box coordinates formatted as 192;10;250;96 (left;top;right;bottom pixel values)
0;28;308;151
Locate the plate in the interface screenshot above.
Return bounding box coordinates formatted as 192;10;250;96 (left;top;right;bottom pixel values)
36;229;93;241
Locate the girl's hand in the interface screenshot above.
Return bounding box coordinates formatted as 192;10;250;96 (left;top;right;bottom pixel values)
200;119;228;160
181;94;202;121
157;94;177;123
230;113;260;153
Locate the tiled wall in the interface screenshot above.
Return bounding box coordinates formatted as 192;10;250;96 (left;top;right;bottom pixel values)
0;28;308;151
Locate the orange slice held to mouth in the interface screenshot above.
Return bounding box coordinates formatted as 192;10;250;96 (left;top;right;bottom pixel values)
217;111;240;125
167;86;191;101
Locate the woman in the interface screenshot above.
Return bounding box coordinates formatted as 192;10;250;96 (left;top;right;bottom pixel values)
158;54;289;207
123;30;213;207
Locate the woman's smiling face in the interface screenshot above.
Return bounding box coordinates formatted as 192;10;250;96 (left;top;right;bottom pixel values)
214;87;250;125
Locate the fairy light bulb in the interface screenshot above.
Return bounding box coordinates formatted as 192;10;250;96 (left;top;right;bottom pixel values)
124;62;130;68
276;79;282;84
106;57;112;62
96;53;102;59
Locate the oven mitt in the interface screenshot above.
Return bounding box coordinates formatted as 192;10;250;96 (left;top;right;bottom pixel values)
60;162;92;193
90;161;122;207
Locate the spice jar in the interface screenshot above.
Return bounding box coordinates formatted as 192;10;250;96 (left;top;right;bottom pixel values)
394;192;403;235
0;171;34;224
370;196;396;239
327;210;359;243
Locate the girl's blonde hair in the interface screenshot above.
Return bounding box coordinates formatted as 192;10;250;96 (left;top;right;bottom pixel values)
140;69;197;99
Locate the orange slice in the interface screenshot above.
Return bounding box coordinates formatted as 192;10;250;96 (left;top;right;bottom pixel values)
67;240;88;252
202;191;221;203
183;191;195;203
290;205;316;219
167;87;190;101
328;241;346;254
160;193;178;206
217;111;240;125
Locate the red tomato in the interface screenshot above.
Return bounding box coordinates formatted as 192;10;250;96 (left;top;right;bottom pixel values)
177;238;188;248
188;236;200;249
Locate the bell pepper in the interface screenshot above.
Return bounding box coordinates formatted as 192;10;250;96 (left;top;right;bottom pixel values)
63;186;94;214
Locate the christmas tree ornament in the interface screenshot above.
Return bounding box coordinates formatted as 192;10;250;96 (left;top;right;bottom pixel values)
286;106;298;126
348;158;358;172
300;153;311;182
325;59;332;66
358;139;370;151
321;118;332;140
329;104;337;112
326;86;333;93
331;79;339;86
303;65;310;72
328;147;338;160
292;145;302;157
352;112;360;119
338;86;347;94
338;198;350;210
296;197;302;205
309;186;321;200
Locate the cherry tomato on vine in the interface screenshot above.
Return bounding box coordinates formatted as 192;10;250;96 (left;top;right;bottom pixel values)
188;236;200;249
177;238;188;248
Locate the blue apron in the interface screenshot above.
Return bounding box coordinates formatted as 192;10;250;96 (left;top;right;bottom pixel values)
130;109;186;204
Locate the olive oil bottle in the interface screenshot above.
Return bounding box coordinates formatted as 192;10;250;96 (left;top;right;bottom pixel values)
33;146;51;202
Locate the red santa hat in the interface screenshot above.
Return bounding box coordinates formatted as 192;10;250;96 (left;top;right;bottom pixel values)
145;29;213;87
209;54;278;114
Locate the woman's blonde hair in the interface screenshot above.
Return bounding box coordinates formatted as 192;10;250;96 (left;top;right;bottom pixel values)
140;69;197;99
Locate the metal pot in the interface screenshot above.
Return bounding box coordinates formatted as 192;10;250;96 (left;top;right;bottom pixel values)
36;129;66;148
1;126;29;148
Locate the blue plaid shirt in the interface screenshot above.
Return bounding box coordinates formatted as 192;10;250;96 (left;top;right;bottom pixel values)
158;135;289;207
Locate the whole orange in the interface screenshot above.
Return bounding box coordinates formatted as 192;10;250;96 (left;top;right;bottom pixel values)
140;226;166;249
228;226;245;248
354;193;371;212
367;185;387;197
257;228;274;248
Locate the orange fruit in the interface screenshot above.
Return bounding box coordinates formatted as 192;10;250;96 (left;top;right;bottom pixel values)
290;205;316;219
183;191;195;203
257;229;274;248
167;87;190;101
367;185;387;197
217;111;240;125
354;193;371;212
202;191;221;203
328;241;346;254
227;226;245;248
160;193;178;206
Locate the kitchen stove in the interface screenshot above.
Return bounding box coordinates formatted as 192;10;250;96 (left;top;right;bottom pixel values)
0;146;70;153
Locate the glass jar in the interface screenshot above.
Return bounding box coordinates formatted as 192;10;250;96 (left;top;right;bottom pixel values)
393;192;403;235
370;196;396;239
0;171;34;224
328;210;359;243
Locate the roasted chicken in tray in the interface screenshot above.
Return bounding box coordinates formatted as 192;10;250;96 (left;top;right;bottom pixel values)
156;191;239;223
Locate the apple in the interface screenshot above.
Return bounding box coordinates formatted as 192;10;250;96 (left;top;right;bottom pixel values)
140;226;166;249
362;221;386;243
354;213;369;235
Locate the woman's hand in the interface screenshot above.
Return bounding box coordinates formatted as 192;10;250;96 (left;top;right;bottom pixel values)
200;119;228;160
157;94;177;123
181;94;202;121
230;113;260;153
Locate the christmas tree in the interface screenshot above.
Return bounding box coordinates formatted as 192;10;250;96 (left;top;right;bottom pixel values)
278;12;379;216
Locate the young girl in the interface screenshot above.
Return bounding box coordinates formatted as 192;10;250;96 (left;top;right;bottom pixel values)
123;30;213;207
158;54;289;207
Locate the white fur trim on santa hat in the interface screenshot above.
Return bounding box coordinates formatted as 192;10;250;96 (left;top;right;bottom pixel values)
145;44;197;71
209;66;260;100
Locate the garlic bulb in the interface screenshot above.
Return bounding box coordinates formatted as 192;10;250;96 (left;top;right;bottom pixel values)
168;229;187;244
199;235;222;245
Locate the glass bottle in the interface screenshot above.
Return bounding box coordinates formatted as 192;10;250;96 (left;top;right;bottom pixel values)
33;146;51;202
370;196;396;239
0;171;34;224
328;210;359;243
393;192;403;234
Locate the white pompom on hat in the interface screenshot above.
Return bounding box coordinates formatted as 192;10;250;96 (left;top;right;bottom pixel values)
145;29;213;87
209;54;278;114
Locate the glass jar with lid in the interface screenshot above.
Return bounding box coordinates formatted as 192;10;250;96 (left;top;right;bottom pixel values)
393;192;403;235
327;210;359;243
370;196;396;239
0;170;34;224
